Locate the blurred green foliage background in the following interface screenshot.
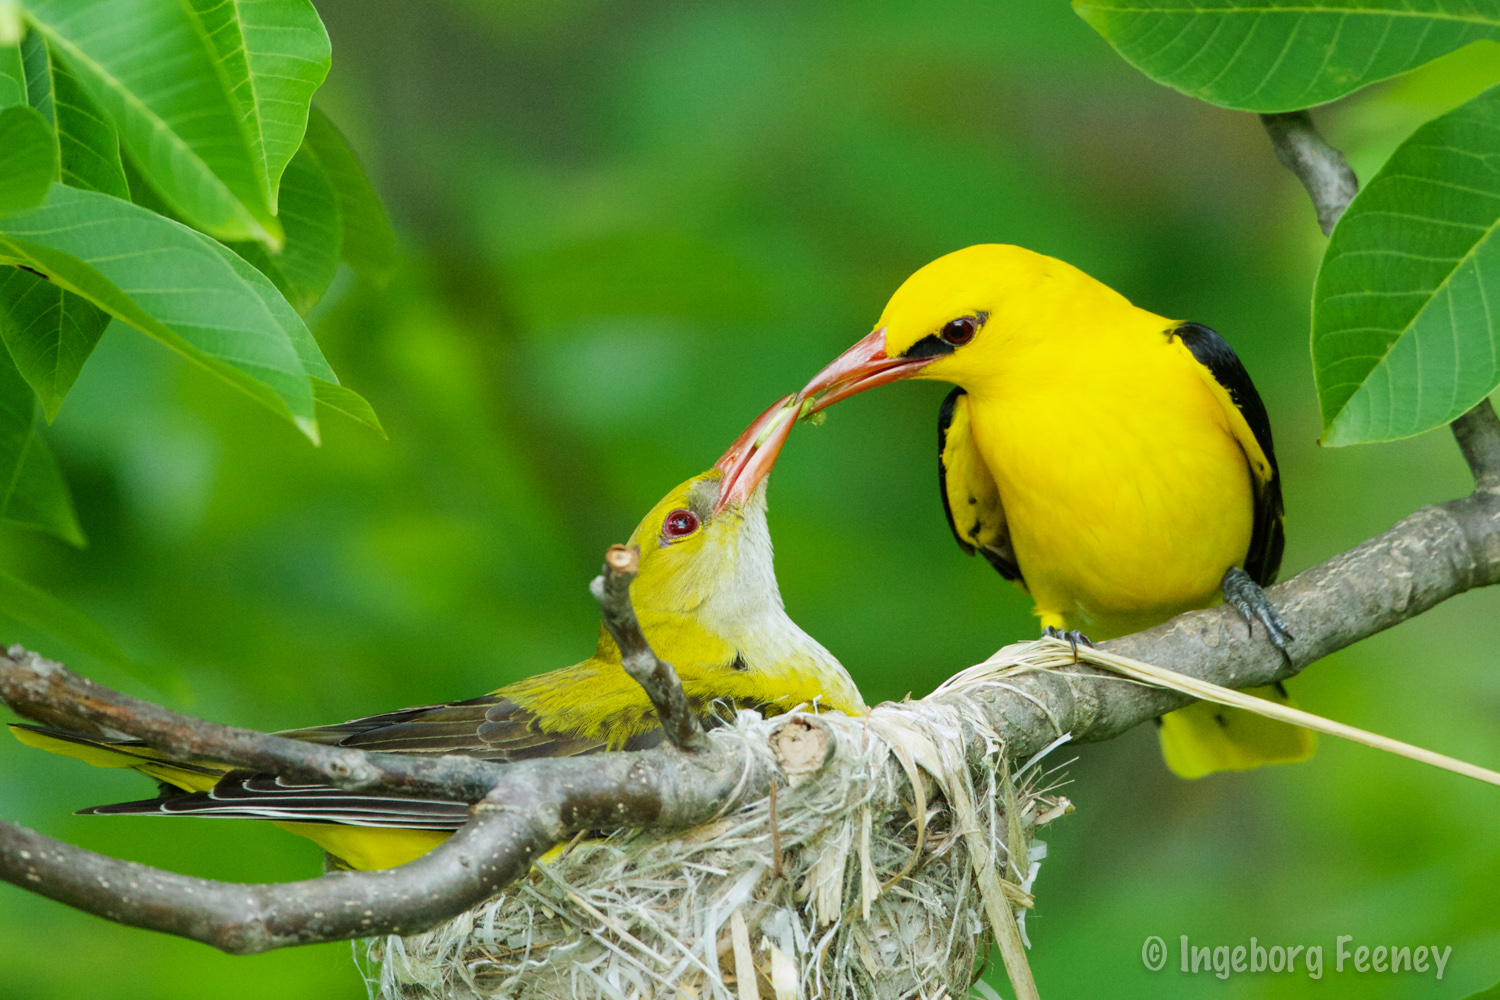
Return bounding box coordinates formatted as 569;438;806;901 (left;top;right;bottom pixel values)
3;2;1499;997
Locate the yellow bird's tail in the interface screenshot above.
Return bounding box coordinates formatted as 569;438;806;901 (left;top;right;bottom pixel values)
8;724;231;793
1156;687;1317;779
9;724;456;870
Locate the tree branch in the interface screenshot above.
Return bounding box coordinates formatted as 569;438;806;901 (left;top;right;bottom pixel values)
1451;397;1500;493
1260;110;1360;234
590;545;706;753
0;721;767;953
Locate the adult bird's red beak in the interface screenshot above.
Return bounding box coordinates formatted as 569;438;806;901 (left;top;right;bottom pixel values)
713;395;799;516
796;327;933;416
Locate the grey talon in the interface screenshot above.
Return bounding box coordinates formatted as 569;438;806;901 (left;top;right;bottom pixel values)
1043;625;1094;663
1221;566;1293;653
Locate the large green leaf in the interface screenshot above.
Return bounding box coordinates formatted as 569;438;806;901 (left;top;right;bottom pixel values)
24;0;282;246
0;342;81;544
304;107;395;281
0;104;58;217
0;265;110;421
5;37;116;421
1313;85;1500;445
231;142;342;314
188;0;330;213
0;184;330;439
21;32;129;199
1074;0;1500;112
0;38;23;108
16;31;54;150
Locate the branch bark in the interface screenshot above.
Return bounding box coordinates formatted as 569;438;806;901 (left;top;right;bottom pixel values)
1260;110;1360;234
590;544;706;753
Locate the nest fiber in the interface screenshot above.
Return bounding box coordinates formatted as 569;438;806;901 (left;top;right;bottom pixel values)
366;666;1072;1000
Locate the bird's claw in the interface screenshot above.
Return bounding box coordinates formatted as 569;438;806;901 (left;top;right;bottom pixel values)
1222;566;1293;653
1043;625;1094;663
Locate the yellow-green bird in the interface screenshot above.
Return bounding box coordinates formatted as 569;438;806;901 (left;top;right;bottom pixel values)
798;244;1313;779
12;397;864;870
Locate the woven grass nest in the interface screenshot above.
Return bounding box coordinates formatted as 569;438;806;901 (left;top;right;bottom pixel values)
365;652;1074;1000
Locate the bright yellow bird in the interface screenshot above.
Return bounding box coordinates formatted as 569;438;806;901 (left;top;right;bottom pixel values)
799;244;1313;779
12;398;864;870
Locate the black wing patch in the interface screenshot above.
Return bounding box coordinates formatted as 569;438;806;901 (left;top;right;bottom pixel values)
1172;322;1285;587
938;387;1024;586
275;695;612;762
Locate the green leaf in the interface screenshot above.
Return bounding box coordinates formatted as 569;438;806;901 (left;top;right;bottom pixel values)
313;376;385;438
1074;0;1500;112
1313;85;1500;445
17;30;53;136
118;148;184;220
231;142;342;314
0;567;179;693
304;107;395;281
0;265;110;420
187;0;330;213
24;0;282;246
0;37;23;108
0;104;58;217
0;184;329;440
22;34;129;200
0;342;81;544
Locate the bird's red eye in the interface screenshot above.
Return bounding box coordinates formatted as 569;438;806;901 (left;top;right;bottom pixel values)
941;315;979;345
662;508;700;540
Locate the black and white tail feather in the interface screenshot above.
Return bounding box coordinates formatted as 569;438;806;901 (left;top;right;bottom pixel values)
81;772;473;829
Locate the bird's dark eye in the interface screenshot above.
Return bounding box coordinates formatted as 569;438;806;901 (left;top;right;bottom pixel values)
941;315;980;346
662;508;700;540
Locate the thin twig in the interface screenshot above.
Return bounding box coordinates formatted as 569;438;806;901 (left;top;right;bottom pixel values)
590;545;707;753
1451;397;1500;491
1260;110;1359;234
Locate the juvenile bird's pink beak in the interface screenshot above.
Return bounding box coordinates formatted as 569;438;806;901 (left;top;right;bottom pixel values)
713;395;799;516
797;327;933;415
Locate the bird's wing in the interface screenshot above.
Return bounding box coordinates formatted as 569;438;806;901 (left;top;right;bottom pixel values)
1169;322;1285;587
276;694;622;761
938;387;1025;587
